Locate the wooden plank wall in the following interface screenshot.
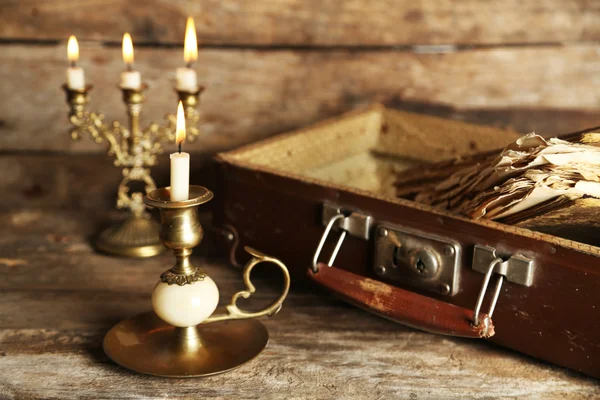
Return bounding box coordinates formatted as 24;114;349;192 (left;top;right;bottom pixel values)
2;0;600;207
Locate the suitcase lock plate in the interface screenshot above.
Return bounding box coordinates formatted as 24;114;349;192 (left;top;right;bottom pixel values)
374;224;460;296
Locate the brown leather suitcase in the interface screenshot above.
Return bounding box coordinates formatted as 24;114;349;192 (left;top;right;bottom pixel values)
213;104;600;378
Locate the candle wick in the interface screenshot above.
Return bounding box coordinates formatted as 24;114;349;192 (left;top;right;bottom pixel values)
70;60;77;68
178;143;182;154
126;63;133;72
186;61;193;69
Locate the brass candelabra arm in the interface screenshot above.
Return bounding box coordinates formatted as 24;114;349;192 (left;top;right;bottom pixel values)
143;115;176;148
63;84;130;166
118;167;157;216
136;122;164;160
144;86;204;145
107;124;130;167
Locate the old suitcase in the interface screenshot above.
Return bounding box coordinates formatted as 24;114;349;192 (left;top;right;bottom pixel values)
213;104;600;378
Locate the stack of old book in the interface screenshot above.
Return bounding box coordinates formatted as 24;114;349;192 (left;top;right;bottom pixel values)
395;132;600;246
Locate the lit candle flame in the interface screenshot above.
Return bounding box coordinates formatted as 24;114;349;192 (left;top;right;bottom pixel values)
183;17;198;66
176;101;186;146
122;33;134;67
67;35;79;64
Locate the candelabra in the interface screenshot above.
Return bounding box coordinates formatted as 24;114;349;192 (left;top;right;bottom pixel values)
62;83;204;257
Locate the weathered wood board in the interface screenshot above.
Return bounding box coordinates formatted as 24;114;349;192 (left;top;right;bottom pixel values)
2;0;600;46
0;153;216;211
3;44;600;153
2;2;600;397
0;208;598;399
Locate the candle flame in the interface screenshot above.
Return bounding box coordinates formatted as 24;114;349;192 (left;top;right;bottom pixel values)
67;35;79;63
176;101;186;145
122;33;134;66
183;17;198;65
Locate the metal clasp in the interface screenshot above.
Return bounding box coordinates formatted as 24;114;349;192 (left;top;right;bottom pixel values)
472;245;534;286
473;258;503;328
312;204;372;273
312;214;347;272
471;245;535;328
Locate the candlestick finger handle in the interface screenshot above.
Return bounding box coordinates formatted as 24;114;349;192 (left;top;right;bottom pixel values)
151;247;290;328
203;247;291;324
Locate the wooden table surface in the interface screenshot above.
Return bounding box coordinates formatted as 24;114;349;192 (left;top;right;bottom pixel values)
0;208;598;400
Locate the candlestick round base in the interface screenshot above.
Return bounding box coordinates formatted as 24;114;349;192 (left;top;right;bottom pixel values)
103;311;269;378
96;216;165;258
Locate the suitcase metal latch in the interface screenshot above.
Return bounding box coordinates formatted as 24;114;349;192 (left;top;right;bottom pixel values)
472;245;534;287
312;203;372;272
471;245;534;329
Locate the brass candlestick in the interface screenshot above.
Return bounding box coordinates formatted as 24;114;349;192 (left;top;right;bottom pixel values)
62;83;205;258
103;185;291;377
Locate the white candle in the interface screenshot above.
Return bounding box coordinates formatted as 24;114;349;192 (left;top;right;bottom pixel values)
176;67;197;92
170;152;190;201
120;33;141;89
66;36;85;90
176;17;198;92
67;67;85;90
120;70;141;89
170;101;190;201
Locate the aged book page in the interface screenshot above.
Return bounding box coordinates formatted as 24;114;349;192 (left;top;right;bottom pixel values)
396;133;600;245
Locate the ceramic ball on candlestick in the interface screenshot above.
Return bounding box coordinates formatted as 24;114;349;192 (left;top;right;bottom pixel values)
152;277;219;327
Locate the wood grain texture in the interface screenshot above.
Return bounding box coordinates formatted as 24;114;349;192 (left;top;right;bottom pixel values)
0;153;214;211
2;0;600;46
0;208;598;399
3;44;600;153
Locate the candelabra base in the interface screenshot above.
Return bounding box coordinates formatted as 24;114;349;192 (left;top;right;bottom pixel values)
103;311;269;377
96;216;165;258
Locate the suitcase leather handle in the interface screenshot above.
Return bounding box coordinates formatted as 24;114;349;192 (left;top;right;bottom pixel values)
308;262;494;338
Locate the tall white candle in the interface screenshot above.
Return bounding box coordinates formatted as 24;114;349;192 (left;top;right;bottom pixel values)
120;33;142;89
170;101;190;201
66;35;85;90
176;17;198;92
